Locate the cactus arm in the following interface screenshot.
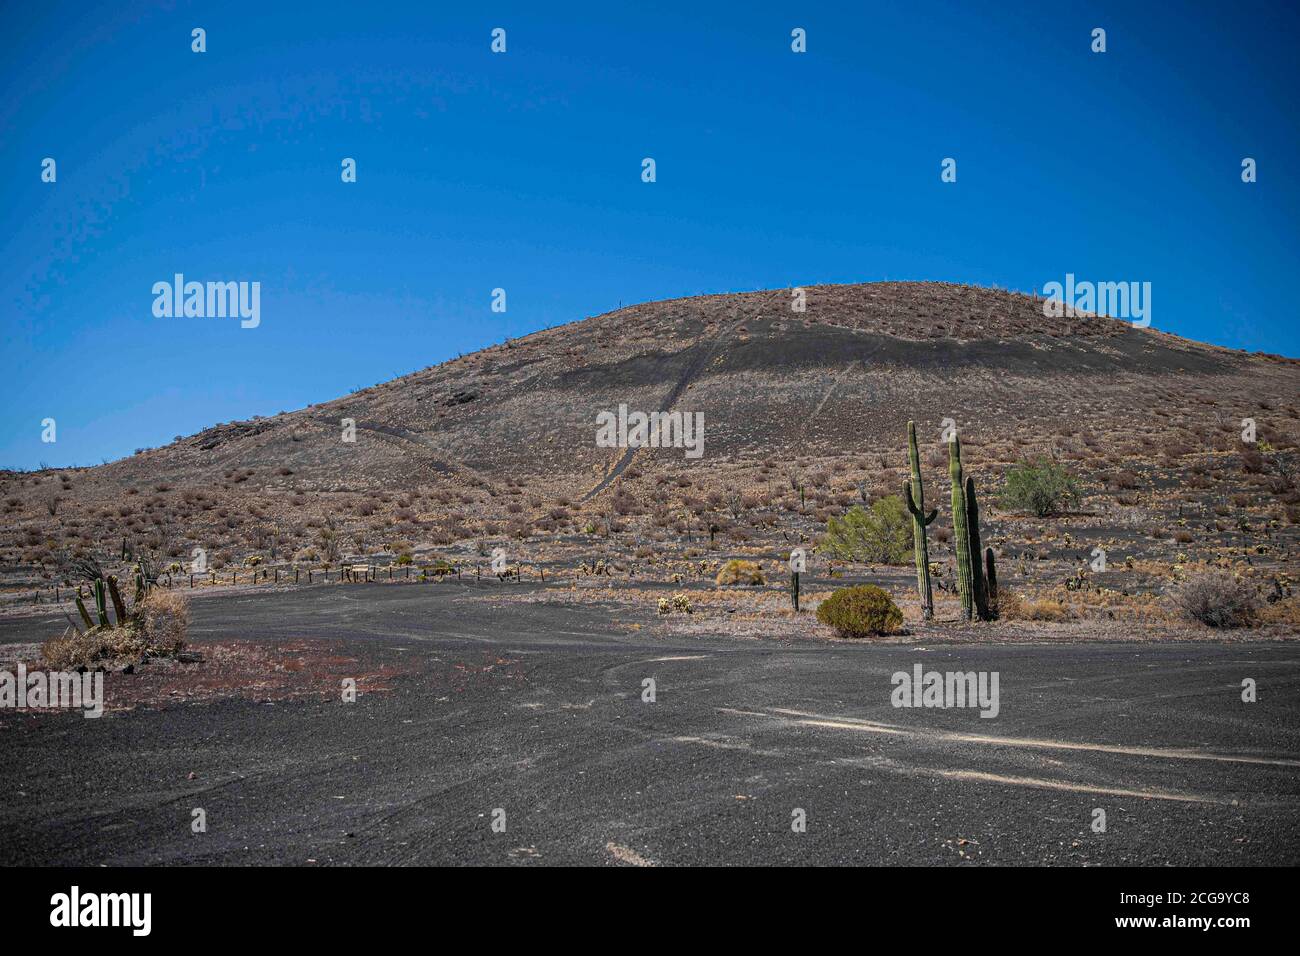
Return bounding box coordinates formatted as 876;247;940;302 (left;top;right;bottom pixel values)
903;482;937;524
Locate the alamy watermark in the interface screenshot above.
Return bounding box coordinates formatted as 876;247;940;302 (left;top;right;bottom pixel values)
50;886;150;936
595;404;703;459
1;663;103;718
152;274;260;328
1041;273;1150;328
891;664;999;718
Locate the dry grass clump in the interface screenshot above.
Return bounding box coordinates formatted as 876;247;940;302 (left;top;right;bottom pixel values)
998;590;1069;622
137;589;190;655
43;626;146;670
715;559;765;586
997;584;1172;624
1259;597;1300;628
42;590;190;669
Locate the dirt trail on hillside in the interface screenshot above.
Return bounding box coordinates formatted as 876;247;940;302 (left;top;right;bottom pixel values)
581;320;743;501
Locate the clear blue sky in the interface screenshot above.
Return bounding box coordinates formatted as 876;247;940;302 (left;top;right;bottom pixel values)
2;0;1297;470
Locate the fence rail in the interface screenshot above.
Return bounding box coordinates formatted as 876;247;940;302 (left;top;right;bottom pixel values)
0;559;577;607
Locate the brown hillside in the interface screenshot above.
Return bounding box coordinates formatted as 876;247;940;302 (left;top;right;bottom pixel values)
3;281;1298;616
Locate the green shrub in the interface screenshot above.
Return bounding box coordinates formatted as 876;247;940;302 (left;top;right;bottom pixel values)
715;559;765;585
820;497;910;564
815;585;903;638
1000;458;1081;516
396;552;413;565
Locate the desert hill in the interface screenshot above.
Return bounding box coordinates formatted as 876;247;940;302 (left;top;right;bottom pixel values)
2;281;1297;607
73;281;1300;490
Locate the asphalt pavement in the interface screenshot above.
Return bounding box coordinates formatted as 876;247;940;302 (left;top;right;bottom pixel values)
1;583;1297;865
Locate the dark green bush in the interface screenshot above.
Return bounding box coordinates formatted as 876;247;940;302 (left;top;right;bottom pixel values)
1000;458;1081;516
815;584;903;638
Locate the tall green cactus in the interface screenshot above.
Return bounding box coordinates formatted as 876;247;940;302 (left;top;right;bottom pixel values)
904;421;938;620
965;476;990;620
949;436;996;622
950;437;974;621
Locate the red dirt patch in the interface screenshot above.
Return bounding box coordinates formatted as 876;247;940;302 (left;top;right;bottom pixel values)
95;639;411;713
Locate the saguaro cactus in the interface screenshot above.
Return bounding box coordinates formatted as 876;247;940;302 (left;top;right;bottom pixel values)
949;437;974;621
965;476;990;620
904;421;938;619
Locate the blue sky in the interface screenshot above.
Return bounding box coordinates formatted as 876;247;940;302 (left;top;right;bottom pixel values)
2;0;1297;469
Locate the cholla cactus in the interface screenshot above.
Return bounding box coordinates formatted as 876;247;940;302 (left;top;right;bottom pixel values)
657;592;694;615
